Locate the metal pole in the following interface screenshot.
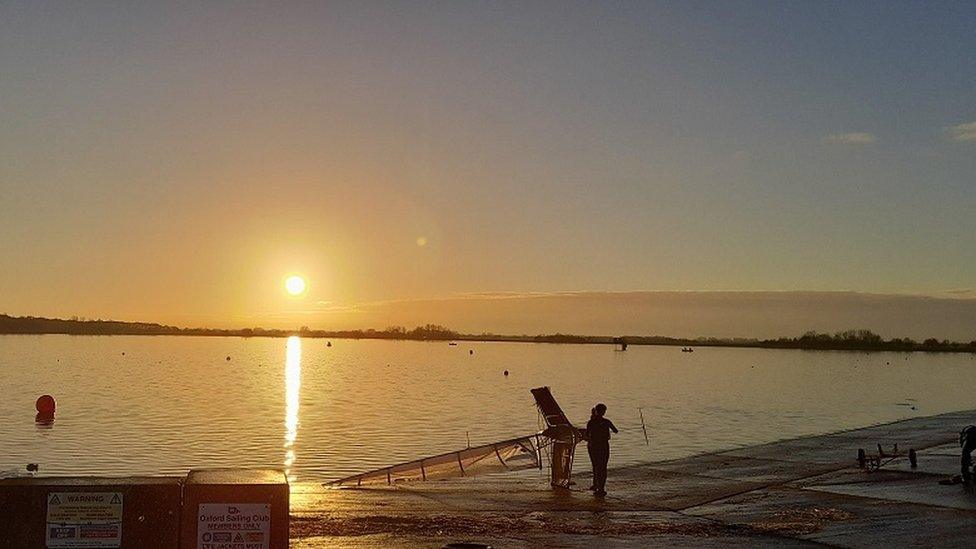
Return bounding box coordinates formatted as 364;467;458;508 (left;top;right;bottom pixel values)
638;407;649;445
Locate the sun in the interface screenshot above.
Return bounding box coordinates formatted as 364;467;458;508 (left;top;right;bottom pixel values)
284;275;307;296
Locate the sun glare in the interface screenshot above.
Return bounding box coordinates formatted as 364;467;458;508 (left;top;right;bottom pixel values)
285;275;307;296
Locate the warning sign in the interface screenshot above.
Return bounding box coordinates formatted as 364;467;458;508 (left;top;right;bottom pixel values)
197;503;270;549
45;492;123;548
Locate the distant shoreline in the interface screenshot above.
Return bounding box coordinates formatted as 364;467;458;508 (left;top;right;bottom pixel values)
3;313;975;354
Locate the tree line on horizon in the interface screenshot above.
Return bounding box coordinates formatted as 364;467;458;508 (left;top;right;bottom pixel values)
1;314;974;353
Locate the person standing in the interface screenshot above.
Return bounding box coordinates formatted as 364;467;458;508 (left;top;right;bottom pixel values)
586;403;618;497
961;425;976;484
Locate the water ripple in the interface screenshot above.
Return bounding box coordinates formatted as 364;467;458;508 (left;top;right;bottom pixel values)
0;336;968;481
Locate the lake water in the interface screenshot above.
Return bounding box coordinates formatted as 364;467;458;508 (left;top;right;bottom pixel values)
2;335;974;483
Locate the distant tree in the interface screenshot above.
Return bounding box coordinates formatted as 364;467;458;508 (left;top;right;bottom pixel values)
408;324;457;340
888;337;917;350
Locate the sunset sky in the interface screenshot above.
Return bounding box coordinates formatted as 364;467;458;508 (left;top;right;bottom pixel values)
1;2;974;334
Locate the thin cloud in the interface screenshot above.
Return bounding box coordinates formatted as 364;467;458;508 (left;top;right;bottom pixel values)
945;120;976;142
945;288;975;296
823;132;877;145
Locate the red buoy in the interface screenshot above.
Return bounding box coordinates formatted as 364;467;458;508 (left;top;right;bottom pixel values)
36;395;56;415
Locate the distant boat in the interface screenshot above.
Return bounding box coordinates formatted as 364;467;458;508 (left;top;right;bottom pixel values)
448;342;458;346
681;347;694;353
613;337;628;351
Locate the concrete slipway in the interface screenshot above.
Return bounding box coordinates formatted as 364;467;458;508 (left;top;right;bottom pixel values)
290;409;976;547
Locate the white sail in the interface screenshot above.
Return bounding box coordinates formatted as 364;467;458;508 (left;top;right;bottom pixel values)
327;435;541;487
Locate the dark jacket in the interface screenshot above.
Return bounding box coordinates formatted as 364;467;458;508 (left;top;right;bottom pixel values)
586;417;618;445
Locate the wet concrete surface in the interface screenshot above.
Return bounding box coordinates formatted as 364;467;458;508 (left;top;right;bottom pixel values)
291;410;976;547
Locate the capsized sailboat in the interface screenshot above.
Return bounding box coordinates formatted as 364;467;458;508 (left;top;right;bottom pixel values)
325;386;585;489
326;435;542;487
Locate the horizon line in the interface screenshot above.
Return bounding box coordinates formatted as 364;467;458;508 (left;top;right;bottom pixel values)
2;312;975;347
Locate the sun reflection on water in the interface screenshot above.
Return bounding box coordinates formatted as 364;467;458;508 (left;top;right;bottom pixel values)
284;336;301;481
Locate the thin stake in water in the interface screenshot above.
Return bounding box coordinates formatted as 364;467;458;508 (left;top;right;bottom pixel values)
638;407;649;445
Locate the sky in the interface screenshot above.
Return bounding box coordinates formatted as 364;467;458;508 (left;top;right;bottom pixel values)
1;2;974;334
317;292;976;341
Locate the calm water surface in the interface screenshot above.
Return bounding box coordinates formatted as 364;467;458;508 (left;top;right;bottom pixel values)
2;335;974;482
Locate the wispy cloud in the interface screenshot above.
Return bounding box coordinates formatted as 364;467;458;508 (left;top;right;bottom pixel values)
822;132;877;145
945;288;975;296
945;120;976;142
